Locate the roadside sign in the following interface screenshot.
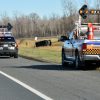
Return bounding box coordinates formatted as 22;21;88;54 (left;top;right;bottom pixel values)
0;23;13;31
79;4;88;19
7;23;13;31
79;5;100;19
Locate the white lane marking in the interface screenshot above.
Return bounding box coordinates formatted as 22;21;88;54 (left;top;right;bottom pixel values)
0;71;53;100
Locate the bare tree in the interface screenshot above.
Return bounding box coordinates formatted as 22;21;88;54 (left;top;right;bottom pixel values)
29;13;40;35
62;0;77;16
61;0;77;35
95;0;100;23
0;9;77;38
0;12;10;24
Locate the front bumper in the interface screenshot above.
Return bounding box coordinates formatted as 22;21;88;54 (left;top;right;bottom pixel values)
0;49;18;56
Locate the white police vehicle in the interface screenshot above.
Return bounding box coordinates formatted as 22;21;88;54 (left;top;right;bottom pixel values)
0;23;18;58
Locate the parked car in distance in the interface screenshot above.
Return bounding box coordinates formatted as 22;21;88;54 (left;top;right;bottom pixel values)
0;36;18;58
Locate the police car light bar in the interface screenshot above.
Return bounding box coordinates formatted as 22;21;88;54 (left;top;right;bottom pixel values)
89;9;100;15
81;23;100;25
79;9;100;15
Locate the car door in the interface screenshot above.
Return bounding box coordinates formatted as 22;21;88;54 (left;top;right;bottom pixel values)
70;33;78;60
71;35;82;60
71;39;77;60
64;32;73;60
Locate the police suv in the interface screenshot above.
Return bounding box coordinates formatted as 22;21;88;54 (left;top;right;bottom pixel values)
0;24;18;58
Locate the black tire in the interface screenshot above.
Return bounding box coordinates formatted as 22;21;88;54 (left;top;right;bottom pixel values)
14;54;18;58
74;51;80;69
97;62;100;67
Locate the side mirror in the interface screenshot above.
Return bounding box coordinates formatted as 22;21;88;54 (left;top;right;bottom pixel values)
70;38;73;40
58;36;69;42
65;37;69;40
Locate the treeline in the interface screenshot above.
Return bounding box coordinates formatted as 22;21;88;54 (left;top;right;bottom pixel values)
0;0;78;38
0;0;100;38
0;13;77;38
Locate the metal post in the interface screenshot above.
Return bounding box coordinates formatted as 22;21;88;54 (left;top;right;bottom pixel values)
78;15;82;37
98;15;100;23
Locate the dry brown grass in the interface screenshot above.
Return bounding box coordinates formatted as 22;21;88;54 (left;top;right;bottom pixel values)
17;37;62;63
17;37;63;47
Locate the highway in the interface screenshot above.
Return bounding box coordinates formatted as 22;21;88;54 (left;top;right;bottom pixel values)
0;57;100;100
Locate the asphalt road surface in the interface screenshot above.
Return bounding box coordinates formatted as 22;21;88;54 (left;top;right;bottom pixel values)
0;57;100;100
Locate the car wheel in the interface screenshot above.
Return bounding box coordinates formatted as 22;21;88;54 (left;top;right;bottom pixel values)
74;52;80;69
14;54;18;58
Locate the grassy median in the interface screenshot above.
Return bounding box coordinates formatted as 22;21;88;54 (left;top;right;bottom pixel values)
18;38;62;63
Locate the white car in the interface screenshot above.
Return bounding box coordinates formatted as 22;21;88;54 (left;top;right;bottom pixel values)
62;31;100;68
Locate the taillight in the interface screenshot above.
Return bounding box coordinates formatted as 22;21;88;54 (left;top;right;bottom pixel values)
82;43;87;50
15;43;18;48
11;43;15;46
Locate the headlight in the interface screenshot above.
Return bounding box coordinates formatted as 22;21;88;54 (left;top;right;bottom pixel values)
0;47;3;50
15;43;18;48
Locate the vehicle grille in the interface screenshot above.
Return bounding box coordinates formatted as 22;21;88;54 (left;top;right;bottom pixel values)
3;47;8;50
83;49;100;55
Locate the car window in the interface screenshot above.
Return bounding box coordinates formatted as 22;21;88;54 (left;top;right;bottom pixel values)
69;31;78;40
69;32;74;40
79;31;87;39
0;37;15;42
94;31;100;40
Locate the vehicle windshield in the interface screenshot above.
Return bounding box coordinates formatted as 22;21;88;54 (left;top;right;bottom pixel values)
0;37;15;42
94;31;100;40
79;30;100;40
79;30;87;39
